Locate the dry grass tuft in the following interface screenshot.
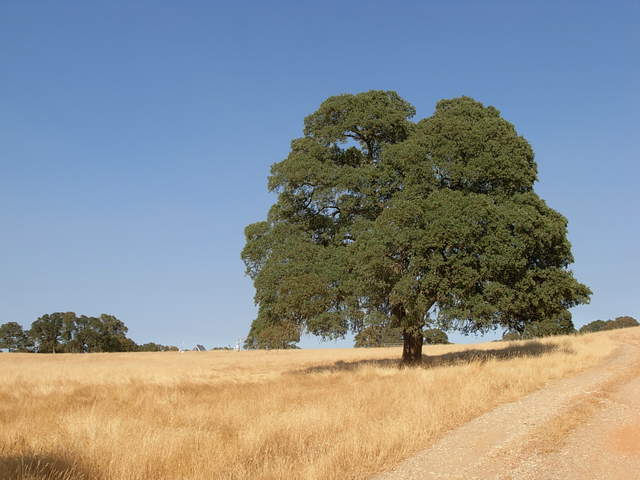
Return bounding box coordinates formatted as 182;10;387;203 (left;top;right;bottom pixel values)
0;331;622;479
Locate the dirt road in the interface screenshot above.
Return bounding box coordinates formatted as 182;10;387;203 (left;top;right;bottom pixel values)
374;329;640;480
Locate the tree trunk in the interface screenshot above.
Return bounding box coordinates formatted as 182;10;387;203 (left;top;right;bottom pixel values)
402;328;423;365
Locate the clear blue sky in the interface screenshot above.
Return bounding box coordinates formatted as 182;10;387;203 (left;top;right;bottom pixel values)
1;1;638;348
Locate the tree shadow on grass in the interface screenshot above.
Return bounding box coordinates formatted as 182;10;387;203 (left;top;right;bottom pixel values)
0;453;97;480
295;341;569;374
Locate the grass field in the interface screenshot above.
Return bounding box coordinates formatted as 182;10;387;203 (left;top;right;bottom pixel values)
0;331;620;479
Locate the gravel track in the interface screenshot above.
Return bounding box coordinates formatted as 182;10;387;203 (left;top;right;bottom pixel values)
374;329;640;480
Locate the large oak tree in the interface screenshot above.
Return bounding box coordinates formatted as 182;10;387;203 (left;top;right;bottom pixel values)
242;91;590;364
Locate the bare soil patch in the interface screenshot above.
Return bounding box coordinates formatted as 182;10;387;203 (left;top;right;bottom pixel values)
610;423;640;456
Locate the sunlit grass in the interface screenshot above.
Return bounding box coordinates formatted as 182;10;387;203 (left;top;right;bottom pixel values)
0;329;627;480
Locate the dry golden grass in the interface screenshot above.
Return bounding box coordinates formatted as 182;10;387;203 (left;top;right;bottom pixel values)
0;330;624;480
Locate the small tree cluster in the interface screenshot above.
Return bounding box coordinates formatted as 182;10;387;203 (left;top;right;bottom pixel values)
423;328;449;345
0;313;177;353
0;322;32;352
137;342;179;352
579;316;638;334
243;316;300;350
502;311;576;340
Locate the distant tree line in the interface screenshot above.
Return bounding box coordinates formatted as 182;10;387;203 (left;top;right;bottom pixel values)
578;316;638;334
137;342;180;352
502;315;637;341
0;312;178;353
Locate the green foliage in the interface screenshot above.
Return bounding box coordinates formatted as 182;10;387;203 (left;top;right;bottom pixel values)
610;316;639;329
54;312;132;353
423;328;449;345
525;313;576;338
579;320;607;333
0;322;33;352
137;342;179;352
242;91;591;363
354;312;403;347
503;310;576;339
354;319;449;347
579;316;638;334
244;315;300;349
1;313;175;354
29;313;65;353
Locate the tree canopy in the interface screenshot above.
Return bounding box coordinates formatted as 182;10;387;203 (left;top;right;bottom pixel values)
0;322;33;352
502;311;576;340
423;328;449;345
244;315;300;349
29;313;66;353
354;312;403;348
242;91;591;363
